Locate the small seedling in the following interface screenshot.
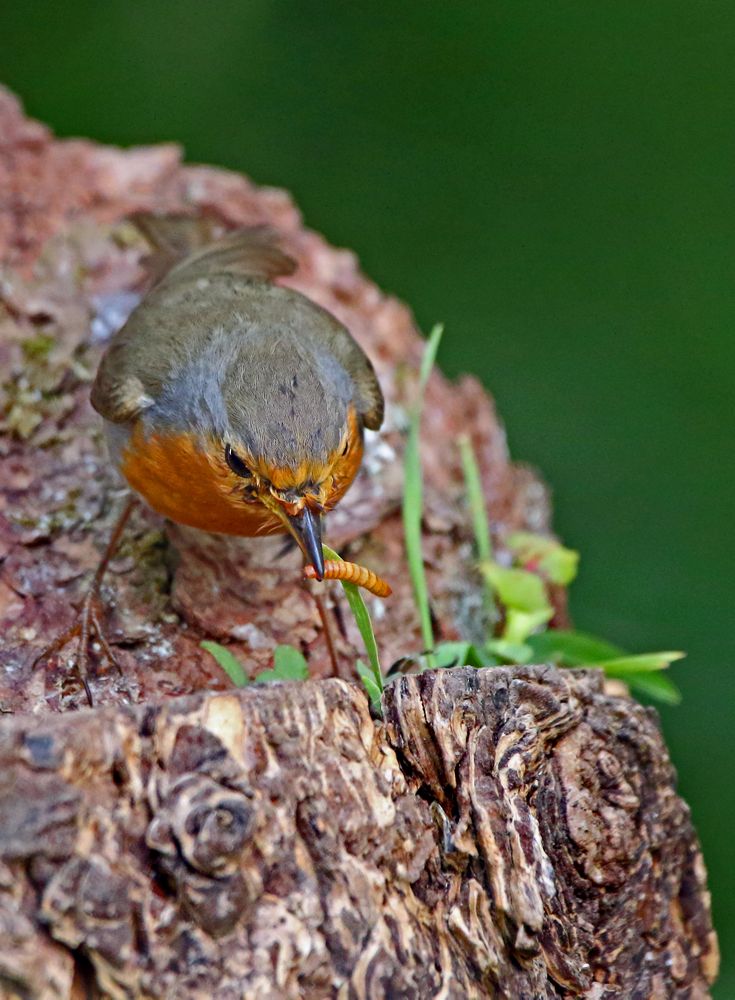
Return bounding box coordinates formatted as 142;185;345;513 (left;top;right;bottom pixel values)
506;531;579;586
200;640;248;687
201;640;309;687
456;428;683;705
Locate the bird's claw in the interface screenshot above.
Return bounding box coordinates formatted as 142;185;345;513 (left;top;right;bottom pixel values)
33;590;125;706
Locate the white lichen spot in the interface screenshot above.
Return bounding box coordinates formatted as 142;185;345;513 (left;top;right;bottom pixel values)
229;622;271;648
363;428;397;477
149;639;174;658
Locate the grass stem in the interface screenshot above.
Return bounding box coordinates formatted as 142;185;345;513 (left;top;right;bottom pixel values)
402;324;444;665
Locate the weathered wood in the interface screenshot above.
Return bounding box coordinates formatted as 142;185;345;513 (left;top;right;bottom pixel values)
0;667;717;998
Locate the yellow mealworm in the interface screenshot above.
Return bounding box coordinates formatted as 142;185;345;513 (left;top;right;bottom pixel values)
304;560;392;598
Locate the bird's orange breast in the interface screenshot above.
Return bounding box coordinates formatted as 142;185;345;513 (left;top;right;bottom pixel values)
119;425;279;536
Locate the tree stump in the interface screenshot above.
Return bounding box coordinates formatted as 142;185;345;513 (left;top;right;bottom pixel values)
0;89;718;998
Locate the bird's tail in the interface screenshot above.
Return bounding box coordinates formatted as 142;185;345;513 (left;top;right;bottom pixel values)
128;212;296;286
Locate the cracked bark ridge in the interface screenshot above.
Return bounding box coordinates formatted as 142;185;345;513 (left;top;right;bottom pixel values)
0;666;717;998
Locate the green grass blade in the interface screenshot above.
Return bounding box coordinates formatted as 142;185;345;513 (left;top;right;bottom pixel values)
624;672;682;705
322;544;383;694
402;324;444;660
200;640;248;687
526;629;624;665
598;651;685;675
458;434;492;562
356;659;383;713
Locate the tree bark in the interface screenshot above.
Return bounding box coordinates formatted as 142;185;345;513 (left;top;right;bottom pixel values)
0;667;718;999
0;89;718;997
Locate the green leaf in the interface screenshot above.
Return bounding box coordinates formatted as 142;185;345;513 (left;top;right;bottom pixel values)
502;607;554;644
273;644;310;679
506;531;580;585
485;638;533;663
200;641;249;687
542;546;579;586
597;651;685;676
526;629;624;666
458;435;492;563
480;562;552;614
432;641;470;669
622;672;682;705
432;641;490;669
322;544;383;696
357;659;383;714
529;632;684;705
402;324;444;661
253;644;309;684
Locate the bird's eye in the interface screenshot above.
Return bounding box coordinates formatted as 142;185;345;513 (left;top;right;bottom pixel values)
225;444;252;478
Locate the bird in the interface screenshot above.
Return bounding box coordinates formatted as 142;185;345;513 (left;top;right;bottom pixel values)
38;214;385;701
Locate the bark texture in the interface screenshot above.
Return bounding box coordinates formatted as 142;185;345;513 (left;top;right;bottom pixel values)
0;89;718;998
0;667;718;999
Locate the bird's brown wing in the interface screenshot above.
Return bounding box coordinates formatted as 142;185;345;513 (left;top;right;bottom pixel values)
329;333;384;430
92;218;298;425
93;217;383;434
90;366;155;424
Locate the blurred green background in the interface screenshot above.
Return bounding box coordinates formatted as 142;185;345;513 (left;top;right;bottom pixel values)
2;2;733;991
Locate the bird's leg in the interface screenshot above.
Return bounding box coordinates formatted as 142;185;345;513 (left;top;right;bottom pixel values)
33;496;137;705
309;588;349;679
331;597;349;642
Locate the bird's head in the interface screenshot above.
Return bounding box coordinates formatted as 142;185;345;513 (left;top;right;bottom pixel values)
215;403;364;578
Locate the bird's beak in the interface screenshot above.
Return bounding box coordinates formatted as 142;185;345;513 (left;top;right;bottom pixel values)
286;506;325;580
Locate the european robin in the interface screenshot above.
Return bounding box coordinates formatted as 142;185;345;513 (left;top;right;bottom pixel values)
38;214;385;700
